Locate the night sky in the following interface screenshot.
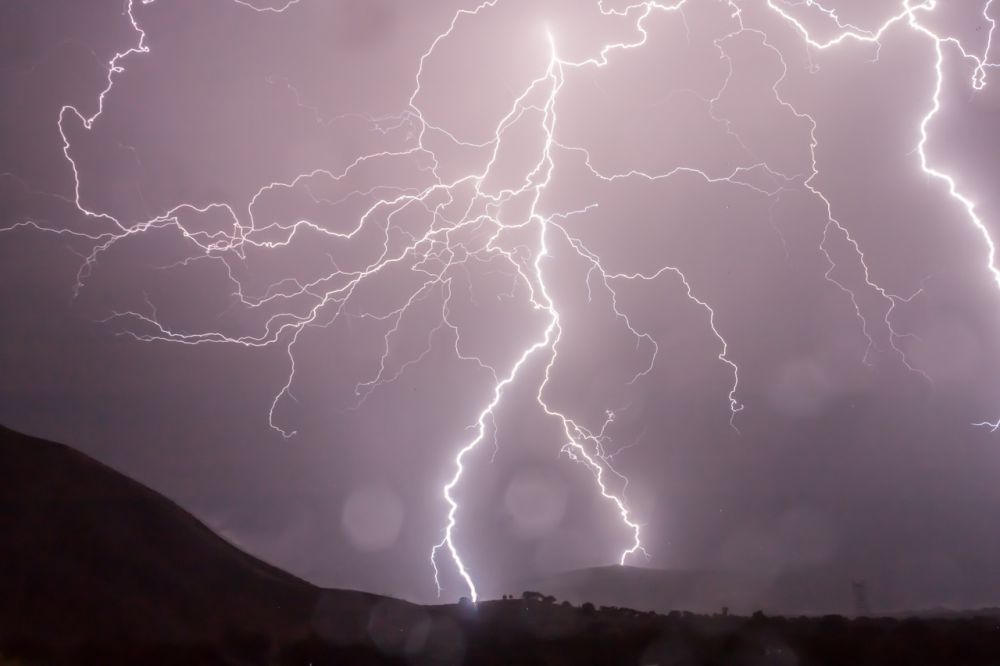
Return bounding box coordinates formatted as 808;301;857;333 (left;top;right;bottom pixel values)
3;0;1000;610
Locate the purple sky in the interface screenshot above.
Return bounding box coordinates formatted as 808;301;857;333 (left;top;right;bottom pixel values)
3;0;1000;610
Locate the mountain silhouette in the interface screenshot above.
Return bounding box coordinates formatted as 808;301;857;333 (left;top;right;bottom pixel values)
0;424;409;647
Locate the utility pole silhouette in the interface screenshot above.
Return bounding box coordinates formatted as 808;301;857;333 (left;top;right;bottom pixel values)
852;580;871;616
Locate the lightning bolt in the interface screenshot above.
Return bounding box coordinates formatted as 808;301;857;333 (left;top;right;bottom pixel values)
3;0;999;603
757;0;998;421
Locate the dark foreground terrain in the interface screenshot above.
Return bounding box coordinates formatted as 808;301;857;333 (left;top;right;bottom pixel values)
7;599;1000;666
3;424;1000;665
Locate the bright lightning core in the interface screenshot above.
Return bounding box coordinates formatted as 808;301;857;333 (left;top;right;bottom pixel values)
3;0;999;603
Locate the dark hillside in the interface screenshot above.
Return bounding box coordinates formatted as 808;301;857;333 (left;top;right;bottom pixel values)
0;424;385;644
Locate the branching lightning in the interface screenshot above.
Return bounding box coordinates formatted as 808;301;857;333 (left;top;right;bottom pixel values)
3;0;1000;601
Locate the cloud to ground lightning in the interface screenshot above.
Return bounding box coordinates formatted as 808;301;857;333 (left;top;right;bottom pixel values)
3;0;999;601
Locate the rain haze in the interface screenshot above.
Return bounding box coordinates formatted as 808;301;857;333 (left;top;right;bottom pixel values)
2;0;1000;613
